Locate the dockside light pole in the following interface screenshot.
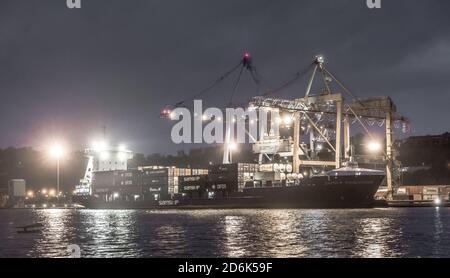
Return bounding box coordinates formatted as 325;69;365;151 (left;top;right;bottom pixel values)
50;144;65;201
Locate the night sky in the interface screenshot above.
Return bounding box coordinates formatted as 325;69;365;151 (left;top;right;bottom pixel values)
0;0;449;155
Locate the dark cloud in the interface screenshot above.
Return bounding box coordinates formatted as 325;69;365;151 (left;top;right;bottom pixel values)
0;0;449;154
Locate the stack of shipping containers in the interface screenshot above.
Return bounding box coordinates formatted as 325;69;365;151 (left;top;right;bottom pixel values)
91;171;119;200
136;166;208;199
178;175;208;198
393;185;450;201
141;167;170;200
208;163;258;193
92;164;273;201
92;166;210;202
91;170;141;202
117;169;142;197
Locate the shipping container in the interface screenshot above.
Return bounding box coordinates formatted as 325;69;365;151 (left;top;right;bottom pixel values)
393;194;413;201
423;194;439;201
179;175;208;195
208;172;238;183
406;186;423;195
254;171;280;181
209;164;238;174
209;182;237;192
92;171;122;189
179;175;208;184
439;186;450;195
412;194;422;201
423;187;439;195
143;168;169;177
92;167;208;197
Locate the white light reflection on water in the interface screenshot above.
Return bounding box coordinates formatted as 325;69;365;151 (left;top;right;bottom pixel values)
1;208;450;257
79;210;141;257
255;210;309;257
432;208;444;256
356;217;395;258
30;209;72;257
223;215;247;257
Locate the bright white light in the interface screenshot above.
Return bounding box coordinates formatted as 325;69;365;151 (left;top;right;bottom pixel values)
367;141;382;153
49;189;56;196
316;144;323;151
100;151;110;160
434;198;441;205
49;144;65;159
217;117;222;122
113;192;119;198
118;144;127;152
202;114;208;121
27;191;34;198
229;143;238;151
92;141;108;152
117;152;127;161
316;55;325;64
283;115;293;125
42;189;48;195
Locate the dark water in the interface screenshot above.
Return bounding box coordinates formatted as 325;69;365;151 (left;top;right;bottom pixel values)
0;208;449;258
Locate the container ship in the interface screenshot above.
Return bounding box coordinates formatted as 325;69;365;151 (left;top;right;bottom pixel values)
73;150;385;209
73;56;402;209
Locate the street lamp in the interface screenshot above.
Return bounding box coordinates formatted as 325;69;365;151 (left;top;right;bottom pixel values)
49;143;65;202
283;114;293;126
49;189;56;197
27;191;34;198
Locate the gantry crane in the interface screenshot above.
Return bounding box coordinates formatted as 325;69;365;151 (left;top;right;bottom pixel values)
249;56;409;199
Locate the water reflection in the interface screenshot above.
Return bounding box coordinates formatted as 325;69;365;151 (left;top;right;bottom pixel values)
356;217;395;258
1;208;450;257
254;210;308;257
30;209;72;257
433;208;443;256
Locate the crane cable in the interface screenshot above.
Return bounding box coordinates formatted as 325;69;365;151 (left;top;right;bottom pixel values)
227;53;262;107
173;53;261;109
249;66;261;94
228;64;245;105
174;60;244;107
261;62;314;97
322;67;366;108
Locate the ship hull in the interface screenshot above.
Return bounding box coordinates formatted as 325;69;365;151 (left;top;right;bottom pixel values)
73;174;384;209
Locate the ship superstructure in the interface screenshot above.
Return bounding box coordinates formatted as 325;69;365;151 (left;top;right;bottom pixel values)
74;143;133;196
